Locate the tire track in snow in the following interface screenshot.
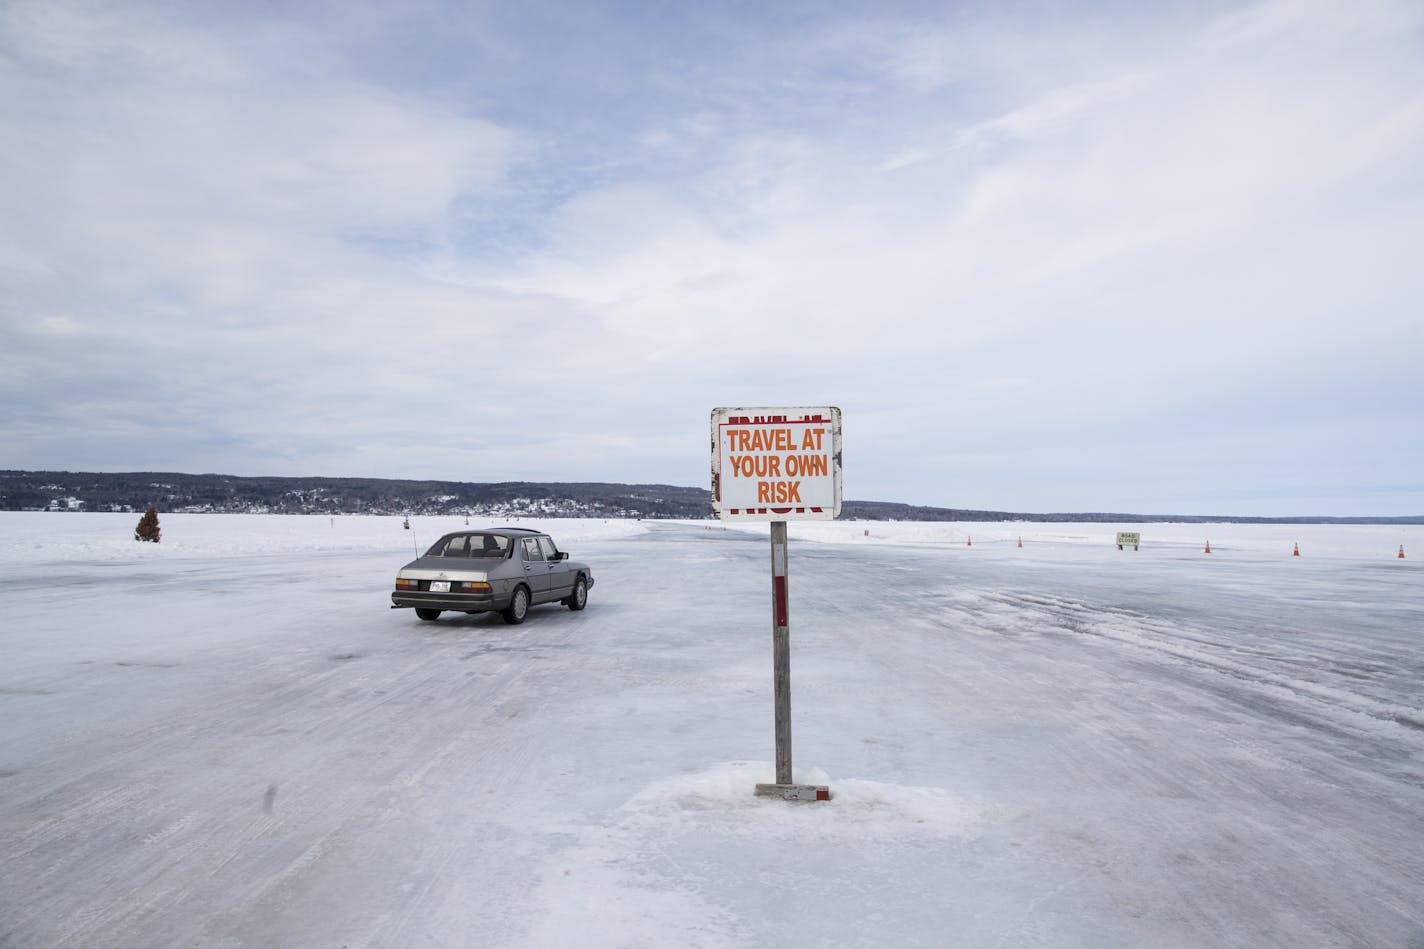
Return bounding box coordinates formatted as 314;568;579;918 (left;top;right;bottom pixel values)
4;617;561;947
988;590;1424;737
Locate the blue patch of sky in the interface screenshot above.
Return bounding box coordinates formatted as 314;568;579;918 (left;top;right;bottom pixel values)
263;1;1270;275
317;2;985;261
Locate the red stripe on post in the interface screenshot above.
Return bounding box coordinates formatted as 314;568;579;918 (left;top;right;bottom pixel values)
773;575;788;628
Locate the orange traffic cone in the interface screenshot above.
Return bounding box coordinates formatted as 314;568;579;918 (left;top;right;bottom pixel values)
1400;545;1407;559
1017;536;1023;549
966;536;972;547
1204;540;1211;554
1293;542;1300;557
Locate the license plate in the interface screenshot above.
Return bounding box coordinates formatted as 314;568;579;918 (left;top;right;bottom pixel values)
429;581;450;593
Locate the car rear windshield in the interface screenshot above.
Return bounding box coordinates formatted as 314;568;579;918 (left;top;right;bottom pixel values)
426;533;511;558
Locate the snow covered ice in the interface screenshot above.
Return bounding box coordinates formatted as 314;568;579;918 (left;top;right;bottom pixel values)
1;513;1422;946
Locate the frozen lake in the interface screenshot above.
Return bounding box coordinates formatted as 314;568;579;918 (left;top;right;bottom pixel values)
2;513;1421;947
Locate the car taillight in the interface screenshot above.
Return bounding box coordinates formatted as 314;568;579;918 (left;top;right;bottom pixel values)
459;581;492;593
395;578;418;590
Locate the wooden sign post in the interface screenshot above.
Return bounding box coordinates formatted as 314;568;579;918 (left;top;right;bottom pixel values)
711;406;842;802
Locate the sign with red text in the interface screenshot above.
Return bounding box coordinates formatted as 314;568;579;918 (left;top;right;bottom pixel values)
711;406;842;521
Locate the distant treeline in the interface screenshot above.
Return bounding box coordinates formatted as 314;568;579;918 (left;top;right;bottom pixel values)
2;470;1420;524
0;470;709;519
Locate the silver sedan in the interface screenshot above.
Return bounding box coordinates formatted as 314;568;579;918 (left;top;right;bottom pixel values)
391;527;594;624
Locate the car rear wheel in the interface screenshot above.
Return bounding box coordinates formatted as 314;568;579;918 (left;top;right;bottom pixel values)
415;608;441;621
566;576;587;611
502;586;530;625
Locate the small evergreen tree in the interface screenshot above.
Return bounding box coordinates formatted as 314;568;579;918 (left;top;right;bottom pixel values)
134;505;161;543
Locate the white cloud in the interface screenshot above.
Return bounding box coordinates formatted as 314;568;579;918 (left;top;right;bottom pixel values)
1;0;518;309
1;0;1421;513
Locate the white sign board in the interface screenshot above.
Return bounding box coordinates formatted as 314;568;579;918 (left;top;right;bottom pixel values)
711;406;841;521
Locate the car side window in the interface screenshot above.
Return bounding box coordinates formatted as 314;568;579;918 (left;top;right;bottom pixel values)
521;537;544;561
537;537;559;560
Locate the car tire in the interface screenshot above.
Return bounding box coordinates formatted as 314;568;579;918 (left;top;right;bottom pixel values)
566;576;587;611
502;586;530;625
415;608;441;621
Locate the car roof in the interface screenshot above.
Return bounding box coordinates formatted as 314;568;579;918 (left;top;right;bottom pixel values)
437;527;543;538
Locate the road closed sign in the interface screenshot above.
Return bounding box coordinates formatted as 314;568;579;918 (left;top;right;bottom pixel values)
711;406;842;521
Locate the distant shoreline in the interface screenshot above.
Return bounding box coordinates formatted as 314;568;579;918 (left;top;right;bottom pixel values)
3;470;1420;525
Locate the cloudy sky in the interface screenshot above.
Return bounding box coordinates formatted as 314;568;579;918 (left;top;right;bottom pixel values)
2;0;1421;515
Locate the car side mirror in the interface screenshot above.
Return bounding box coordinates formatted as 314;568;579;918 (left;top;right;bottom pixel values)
557;551;569;560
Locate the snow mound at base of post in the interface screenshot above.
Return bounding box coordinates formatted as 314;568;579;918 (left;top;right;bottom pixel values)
519;762;996;948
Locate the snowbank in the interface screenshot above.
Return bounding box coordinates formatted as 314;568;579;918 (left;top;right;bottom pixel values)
0;512;650;563
692;518;1418;562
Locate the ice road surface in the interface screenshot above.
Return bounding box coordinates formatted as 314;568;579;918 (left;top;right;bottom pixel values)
2;513;1421;947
